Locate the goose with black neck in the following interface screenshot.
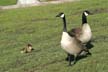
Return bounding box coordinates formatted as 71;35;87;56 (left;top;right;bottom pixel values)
69;10;92;47
56;12;90;66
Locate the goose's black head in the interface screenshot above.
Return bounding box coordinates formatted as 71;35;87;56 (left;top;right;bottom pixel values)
83;10;91;16
56;12;65;18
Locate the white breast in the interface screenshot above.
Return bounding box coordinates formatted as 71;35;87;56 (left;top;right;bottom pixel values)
60;32;82;54
61;32;72;47
79;24;92;43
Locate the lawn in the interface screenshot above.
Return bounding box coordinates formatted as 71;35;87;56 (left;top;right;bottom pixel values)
0;0;58;6
0;0;17;6
0;0;108;72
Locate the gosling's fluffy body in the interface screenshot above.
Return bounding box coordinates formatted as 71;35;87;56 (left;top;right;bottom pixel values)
21;44;34;53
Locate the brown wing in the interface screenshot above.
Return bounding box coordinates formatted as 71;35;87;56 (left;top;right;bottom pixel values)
68;28;82;38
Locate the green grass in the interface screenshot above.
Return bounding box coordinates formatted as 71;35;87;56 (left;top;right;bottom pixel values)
0;0;17;6
41;0;58;1
0;0;58;6
0;0;108;72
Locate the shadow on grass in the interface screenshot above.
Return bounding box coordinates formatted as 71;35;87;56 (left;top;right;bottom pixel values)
86;41;94;50
65;54;91;65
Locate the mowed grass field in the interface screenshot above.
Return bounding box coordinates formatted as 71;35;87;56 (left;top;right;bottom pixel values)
0;0;57;6
0;0;108;72
0;0;17;6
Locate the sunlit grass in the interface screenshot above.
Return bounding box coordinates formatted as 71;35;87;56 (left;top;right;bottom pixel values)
0;0;108;72
0;0;17;6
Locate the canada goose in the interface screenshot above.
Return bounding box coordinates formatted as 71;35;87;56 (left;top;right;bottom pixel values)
56;12;90;66
69;10;92;45
21;44;34;53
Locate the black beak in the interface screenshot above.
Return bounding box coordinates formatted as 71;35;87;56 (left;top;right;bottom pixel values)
56;14;60;17
87;11;93;15
84;10;93;15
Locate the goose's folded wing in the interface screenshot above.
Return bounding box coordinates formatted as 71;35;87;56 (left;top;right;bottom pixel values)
68;28;82;37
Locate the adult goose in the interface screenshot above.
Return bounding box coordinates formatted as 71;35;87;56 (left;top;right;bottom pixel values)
56;12;90;66
69;10;92;45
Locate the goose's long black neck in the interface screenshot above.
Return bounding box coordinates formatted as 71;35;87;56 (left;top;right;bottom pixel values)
82;13;87;24
62;16;67;32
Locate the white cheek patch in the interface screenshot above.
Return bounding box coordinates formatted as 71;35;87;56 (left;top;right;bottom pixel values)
84;12;88;16
60;14;65;18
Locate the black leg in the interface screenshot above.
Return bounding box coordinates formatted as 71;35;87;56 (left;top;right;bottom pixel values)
83;48;92;56
87;50;92;55
82;46;92;56
68;55;77;66
65;53;70;61
72;54;77;65
85;41;94;49
68;54;75;66
65;53;74;61
68;54;72;66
